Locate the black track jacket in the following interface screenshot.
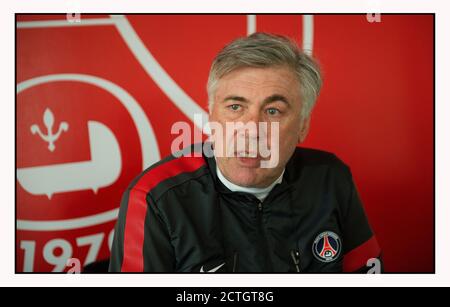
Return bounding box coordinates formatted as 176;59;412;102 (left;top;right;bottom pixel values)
109;144;381;273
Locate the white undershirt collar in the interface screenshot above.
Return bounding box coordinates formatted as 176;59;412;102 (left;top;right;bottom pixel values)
216;165;285;202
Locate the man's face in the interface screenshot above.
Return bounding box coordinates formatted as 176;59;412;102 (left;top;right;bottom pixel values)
209;66;310;188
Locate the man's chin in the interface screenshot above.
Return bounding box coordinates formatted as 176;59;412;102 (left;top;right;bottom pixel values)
225;169;263;187
229;178;260;188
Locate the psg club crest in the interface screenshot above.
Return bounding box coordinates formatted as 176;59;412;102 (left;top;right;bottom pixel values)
312;231;341;262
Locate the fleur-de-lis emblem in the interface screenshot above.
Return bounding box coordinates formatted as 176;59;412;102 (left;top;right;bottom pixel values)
30;108;69;152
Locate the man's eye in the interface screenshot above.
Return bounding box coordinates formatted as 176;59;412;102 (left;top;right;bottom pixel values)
228;104;242;111
266;108;281;115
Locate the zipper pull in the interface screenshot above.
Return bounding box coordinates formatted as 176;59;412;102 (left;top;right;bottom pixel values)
290;250;301;273
257;202;263;211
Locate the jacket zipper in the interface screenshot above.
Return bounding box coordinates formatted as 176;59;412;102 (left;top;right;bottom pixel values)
257;201;274;271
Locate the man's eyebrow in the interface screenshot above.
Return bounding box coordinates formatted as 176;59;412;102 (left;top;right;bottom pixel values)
222;95;249;103
222;94;290;105
262;94;290;106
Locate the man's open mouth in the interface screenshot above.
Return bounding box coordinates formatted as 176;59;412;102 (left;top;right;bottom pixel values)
236;151;258;158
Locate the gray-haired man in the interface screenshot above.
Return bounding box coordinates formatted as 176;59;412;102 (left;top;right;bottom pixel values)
109;32;382;273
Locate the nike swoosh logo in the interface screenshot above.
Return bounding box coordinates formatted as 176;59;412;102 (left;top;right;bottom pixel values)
200;263;225;273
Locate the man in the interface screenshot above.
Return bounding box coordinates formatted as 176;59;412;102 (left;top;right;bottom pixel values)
109;32;382;273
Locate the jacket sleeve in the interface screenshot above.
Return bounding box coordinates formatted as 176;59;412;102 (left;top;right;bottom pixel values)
109;188;175;272
341;168;383;273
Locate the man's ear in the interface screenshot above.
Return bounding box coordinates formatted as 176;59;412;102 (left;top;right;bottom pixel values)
298;116;310;143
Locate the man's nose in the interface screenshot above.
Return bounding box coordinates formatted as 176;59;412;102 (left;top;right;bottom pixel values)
242;108;263;138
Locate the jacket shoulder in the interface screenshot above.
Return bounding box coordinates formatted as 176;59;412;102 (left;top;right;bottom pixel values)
126;150;208;202
293;147;347;167
291;147;353;180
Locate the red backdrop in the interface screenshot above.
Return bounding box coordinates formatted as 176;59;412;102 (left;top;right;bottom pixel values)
16;14;434;272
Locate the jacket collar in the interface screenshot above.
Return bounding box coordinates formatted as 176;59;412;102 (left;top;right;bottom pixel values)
202;142;297;201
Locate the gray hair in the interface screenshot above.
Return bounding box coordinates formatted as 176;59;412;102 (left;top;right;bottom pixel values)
207;32;322;119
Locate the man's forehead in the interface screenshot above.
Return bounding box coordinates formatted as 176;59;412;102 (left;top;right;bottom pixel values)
220;66;297;83
216;67;299;97
215;69;299;101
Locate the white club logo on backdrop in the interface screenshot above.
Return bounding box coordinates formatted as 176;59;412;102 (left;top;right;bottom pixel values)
16;73;160;231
